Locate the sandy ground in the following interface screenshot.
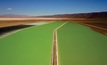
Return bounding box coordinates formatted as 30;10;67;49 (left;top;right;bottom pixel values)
0;18;107;35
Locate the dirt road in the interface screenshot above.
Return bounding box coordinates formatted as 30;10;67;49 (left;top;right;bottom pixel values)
52;22;67;65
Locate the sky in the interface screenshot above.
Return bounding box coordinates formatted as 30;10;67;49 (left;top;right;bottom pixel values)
0;0;107;16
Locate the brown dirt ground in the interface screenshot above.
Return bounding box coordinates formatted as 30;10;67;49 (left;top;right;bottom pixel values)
0;18;107;35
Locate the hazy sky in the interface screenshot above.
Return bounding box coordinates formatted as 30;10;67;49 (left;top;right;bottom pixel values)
0;0;107;16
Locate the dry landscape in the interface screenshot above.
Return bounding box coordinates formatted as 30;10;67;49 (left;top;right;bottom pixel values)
0;12;107;35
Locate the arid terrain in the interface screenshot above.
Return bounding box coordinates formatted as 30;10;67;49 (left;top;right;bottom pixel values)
0;12;107;35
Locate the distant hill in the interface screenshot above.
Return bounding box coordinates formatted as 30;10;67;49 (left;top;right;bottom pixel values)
37;12;107;18
0;12;107;18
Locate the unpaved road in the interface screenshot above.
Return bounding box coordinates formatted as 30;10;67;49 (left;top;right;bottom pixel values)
52;22;67;65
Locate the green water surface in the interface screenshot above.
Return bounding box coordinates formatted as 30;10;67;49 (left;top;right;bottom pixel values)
58;22;107;65
0;22;64;65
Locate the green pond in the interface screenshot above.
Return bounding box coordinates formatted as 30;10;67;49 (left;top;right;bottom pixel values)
0;22;107;65
57;22;107;65
0;22;64;65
